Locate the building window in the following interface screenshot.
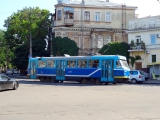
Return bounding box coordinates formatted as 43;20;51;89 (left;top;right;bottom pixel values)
65;14;68;19
104;36;111;44
106;12;111;22
150;35;156;44
95;12;100;21
84;11;90;21
58;0;61;4
65;13;73;19
74;11;80;20
135;36;141;45
57;10;62;20
152;54;156;63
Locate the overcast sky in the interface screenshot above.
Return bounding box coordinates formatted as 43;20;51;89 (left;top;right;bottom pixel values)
0;0;160;30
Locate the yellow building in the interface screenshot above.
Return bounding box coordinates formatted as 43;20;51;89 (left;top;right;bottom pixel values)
53;0;137;55
127;15;160;76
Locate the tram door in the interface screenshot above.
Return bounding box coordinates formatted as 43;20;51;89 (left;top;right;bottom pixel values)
56;60;65;81
101;60;114;82
30;61;37;79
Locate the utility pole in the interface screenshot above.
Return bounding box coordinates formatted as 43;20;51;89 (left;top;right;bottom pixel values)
29;7;32;58
81;0;85;55
48;13;54;57
50;14;54;57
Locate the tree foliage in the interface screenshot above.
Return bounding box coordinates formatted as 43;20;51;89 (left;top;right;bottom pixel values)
0;30;6;67
52;37;79;56
4;7;50;49
12;39;50;69
99;42;130;61
129;55;141;67
3;7;51;70
0;30;13;69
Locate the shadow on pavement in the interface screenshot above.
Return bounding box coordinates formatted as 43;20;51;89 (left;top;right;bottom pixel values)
12;74;160;87
18;79;122;87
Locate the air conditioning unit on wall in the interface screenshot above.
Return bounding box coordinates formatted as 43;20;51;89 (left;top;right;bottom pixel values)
156;34;160;38
146;50;150;54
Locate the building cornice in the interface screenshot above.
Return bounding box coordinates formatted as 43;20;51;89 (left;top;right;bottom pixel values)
54;27;91;32
54;3;137;10
53;27;126;33
126;27;160;33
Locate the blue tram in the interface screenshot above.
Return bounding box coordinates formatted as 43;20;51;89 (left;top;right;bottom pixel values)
27;55;130;84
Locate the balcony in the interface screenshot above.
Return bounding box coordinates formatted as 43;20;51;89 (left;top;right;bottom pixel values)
54;20;63;26
64;18;74;26
128;42;146;52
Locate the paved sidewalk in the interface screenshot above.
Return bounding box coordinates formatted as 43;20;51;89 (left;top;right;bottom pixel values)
144;79;160;84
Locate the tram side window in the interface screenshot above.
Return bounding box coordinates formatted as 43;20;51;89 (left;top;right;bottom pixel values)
89;60;99;68
116;60;121;68
78;60;87;68
67;61;70;68
38;61;46;68
47;60;55;68
67;60;76;68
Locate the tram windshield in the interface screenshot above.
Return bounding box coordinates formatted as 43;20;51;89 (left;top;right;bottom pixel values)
116;60;129;69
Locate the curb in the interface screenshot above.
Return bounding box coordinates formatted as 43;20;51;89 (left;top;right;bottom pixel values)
143;80;160;84
16;76;28;79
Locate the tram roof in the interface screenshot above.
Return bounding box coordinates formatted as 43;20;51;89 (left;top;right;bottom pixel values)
29;55;126;61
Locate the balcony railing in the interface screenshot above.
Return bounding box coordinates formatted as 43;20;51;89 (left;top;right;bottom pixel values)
54;20;63;26
128;43;145;52
64;18;74;26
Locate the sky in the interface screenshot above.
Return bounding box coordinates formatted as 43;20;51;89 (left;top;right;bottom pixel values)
0;0;160;30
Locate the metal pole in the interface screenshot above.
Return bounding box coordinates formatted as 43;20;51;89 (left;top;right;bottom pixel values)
49;13;53;57
48;13;53;57
81;0;84;55
29;31;32;57
29;7;32;58
50;37;53;57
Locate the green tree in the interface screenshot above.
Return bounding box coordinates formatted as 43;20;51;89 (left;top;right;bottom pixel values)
4;7;50;48
0;29;13;71
3;7;51;70
52;37;79;56
12;39;49;70
99;42;130;61
0;30;6;69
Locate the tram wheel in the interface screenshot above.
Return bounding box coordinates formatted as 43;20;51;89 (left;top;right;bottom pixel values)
40;77;44;82
105;82;108;85
95;79;101;85
81;78;87;84
47;77;51;82
50;78;55;83
113;82;117;84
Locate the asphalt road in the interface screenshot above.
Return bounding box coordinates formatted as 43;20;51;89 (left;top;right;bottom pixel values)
0;77;160;120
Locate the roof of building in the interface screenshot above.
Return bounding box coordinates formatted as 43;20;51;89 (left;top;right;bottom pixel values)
56;0;137;9
57;0;137;9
